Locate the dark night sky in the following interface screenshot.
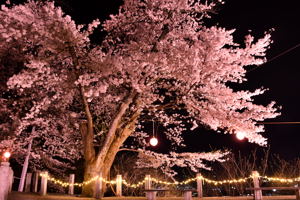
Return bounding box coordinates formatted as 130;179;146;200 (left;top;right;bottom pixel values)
210;0;300;159
57;0;300;159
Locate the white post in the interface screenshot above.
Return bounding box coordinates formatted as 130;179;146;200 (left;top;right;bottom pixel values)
32;171;39;193
184;191;192;200
197;173;203;198
39;171;48;196
145;175;152;199
24;173;32;192
68;174;75;195
252;171;262;200
94;172;103;199
145;175;151;190
116;175;122;197
0;162;13;200
18;131;34;192
296;187;300;200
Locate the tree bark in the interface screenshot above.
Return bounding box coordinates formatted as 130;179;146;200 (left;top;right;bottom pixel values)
80;121;98;197
102;117;139;180
81;91;139;197
82;161;99;197
81;121;138;197
96;91;137;168
81;122;137;197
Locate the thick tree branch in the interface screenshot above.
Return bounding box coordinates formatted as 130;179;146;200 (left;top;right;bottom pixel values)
96;90;137;167
80;86;94;128
80;121;95;162
68;44;95;162
118;148;141;153
149;101;179;111
79;87;96;162
101;109;141;177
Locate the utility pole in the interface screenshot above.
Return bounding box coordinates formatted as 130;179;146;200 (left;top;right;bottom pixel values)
18;127;35;192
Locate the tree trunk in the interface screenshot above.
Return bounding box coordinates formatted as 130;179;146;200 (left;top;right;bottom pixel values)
82;136;131;197
80;91;139;197
80;121;99;197
82;161;100;197
81;121;137;197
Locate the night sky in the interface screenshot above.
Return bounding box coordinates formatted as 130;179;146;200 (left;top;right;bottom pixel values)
209;0;300;159
54;0;300;159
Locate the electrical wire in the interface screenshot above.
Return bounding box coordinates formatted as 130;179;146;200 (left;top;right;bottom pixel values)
152;120;155;138
247;43;300;125
248;42;300;73
257;122;300;125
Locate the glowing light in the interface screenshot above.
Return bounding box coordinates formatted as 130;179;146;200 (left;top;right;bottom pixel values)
3;151;11;159
263;175;297;183
38;171;300;189
236;131;245;140
149;137;158;146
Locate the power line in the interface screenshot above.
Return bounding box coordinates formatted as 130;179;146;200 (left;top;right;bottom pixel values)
257;122;300;125
248;42;300;73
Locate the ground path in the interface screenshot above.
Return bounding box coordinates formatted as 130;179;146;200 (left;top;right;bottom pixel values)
7;192;297;200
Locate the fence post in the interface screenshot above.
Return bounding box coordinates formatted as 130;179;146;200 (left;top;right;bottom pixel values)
116;175;122;197
32;171;39;193
184;191;193;200
252;171;262;200
145;175;151;190
39;171;48;196
68;174;75;195
145;175;152;199
24;173;32;192
196;173;203;198
95;172;103;199
296;187;300;200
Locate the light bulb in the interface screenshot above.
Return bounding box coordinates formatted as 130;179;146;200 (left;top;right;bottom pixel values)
236;131;245;140
150;137;158;146
3;151;11;159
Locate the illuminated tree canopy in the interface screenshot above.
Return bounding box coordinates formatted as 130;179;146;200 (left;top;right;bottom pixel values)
0;0;279;196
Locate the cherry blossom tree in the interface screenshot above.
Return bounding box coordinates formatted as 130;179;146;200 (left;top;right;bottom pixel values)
0;0;279;197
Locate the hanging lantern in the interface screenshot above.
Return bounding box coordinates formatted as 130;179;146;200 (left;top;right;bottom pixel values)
236;131;245;140
150;137;158;146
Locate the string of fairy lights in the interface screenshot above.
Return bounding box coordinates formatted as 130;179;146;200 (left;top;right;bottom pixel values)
39;172;300;188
